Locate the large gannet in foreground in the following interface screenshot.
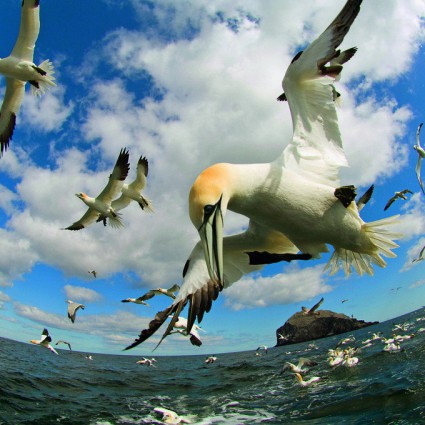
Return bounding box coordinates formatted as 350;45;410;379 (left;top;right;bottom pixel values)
97;155;154;226
63;148;130;230
30;328;58;355
0;0;55;156
66;300;85;323
414;123;425;194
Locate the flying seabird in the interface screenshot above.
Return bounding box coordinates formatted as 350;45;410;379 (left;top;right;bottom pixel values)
136;357;157;367
63;148;130;230
188;0;399;295
412;245;425;263
384;189;413;211
341;299;348;303
30;328;58;355
167;316;204;347
256;345;268;354
122;284;181;305
282;358;318;373
55;340;72;351
123;1;401;350
413;123;425;194
294;373;320;387
0;0;56;157
97;155;154;226
88;270;97;278
301;297;324;315
66;300;85;323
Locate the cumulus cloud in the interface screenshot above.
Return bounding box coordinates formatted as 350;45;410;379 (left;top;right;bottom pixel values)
0;290;11;309
63;285;102;302
410;279;425;289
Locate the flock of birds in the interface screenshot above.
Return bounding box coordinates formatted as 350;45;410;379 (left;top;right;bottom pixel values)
0;0;424;357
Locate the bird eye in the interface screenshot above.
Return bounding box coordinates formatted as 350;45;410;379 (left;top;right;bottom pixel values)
204;204;215;216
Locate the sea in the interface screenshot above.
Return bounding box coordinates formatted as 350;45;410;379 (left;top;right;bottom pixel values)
1;309;425;425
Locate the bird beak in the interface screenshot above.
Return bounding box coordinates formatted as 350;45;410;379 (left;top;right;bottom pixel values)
198;195;224;288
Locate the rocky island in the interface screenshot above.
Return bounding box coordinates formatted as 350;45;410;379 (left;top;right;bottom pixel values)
276;299;378;346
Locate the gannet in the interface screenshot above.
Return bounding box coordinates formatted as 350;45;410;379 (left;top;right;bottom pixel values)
283;358;317;373
0;0;56;157
341;299;348;303
256;345;268;354
337;335;355;346
414;123;425;194
153;407;192;425
66;300;85;323
205;355;217;364
97;155;154;226
301;297;324;315
169;316;204;347
122;284;181;305
55;340;72;351
328;355;344;367
136;357;157;367
188;0;400;291
30;328;58;355
383;342;401;353
88;270;97;278
342;354;359;367
294;373;320;387
63;148;130;230
384;189;413;211
412;245;425;263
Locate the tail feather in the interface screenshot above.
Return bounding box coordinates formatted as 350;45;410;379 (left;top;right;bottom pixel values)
325;215;401;277
31;60;56;97
108;213;124;229
138;196;154;213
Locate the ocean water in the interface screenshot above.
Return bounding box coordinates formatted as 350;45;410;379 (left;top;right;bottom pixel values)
1;309;425;425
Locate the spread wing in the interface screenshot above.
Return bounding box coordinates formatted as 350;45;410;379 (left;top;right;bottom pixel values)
11;0;40;62
96;148;130;204
124;222;299;350
280;0;362;185
0;78;26;156
63;208;100;231
384;195;398;211
309;297;324;313
128;156;148;192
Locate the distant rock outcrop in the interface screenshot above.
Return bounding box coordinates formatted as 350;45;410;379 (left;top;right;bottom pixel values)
276;310;378;346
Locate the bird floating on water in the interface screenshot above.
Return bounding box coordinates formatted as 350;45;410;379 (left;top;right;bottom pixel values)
283;358;317;373
66;300;85;323
384;189;413;211
153;407;193;424
30;328;58;355
97;155;154;226
63;148;130;230
413;123;425;195
123;0;401;350
0;0;56;157
294;373;320;387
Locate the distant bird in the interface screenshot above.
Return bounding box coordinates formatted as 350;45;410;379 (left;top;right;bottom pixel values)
136;357;157;367
413;123;425;194
121;297;149;306
85;355;93;360
384;189;413;211
153;407;192;425
205;355;217;364
337;335;355;346
383;342;401;353
97;155;154;226
341;299;348;303
0;0;56;157
256;345;268;354
122;284;180;305
66;300;85;323
301;297;324;315
391;287;402;292
412;245;425;263
88;270;97;278
63;148;130;230
283;358;317;373
55;340;72;351
294;373;320;387
30;328;58;355
166;316;204;348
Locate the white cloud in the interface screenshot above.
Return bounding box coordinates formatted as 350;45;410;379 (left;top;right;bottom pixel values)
63;285;102;302
0;290;11;309
410;279;425;289
223;265;332;310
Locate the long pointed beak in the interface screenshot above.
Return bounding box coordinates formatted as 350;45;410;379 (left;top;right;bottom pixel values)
198;196;224;288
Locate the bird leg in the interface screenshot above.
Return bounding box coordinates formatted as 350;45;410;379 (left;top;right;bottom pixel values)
334;185;357;208
32;65;47;76
246;251;312;265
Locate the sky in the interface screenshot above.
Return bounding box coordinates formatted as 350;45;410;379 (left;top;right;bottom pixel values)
0;0;424;357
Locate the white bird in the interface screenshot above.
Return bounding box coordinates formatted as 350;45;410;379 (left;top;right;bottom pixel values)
0;0;56;156
256;345;268;354
342;354;359;367
283;358;317;373
153;407;192;424
122;284;181;306
328;355;344;367
188;0;399;294
136;357;157;367
384;189;413;211
205;355;217;364
294;373;320;387
55;340;72;351
97;155;154;226
30;328;58;355
383;342;401;353
66;300;85;323
63;148;130;230
167;316;204;347
124;1;401;349
413;123;425;194
301;297;324;315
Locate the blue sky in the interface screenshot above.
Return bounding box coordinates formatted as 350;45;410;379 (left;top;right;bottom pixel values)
0;0;424;356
